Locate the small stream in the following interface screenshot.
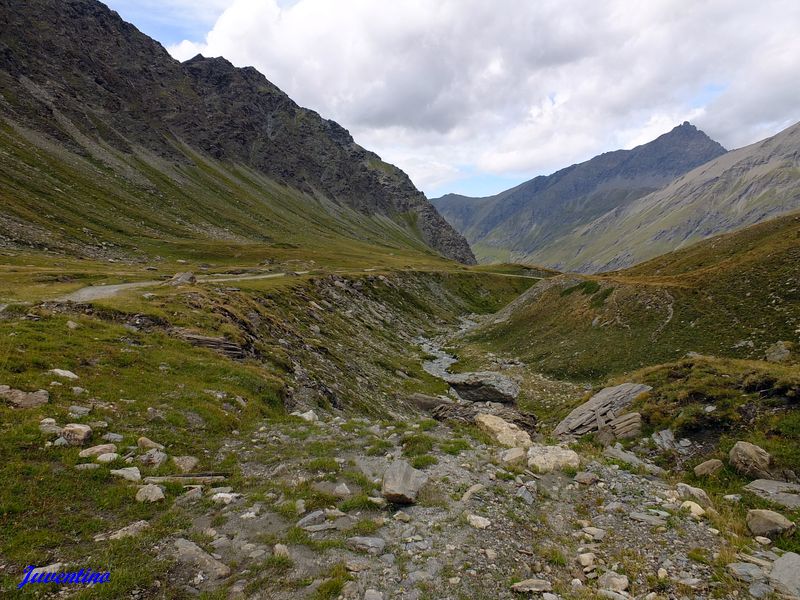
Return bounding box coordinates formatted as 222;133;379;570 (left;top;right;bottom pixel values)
417;316;477;379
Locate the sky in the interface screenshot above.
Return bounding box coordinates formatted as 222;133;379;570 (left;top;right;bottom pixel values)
104;0;800;199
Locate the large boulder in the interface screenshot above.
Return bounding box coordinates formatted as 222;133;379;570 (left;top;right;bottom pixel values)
729;441;772;479
381;460;428;504
0;385;49;408
475;414;532;448
746;509;795;537
527;445;580;473
769;552;800;596
553;383;651;437
744;479;800;510
442;371;520;403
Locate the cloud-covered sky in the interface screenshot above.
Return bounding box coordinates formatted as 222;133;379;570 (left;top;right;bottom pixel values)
105;0;800;198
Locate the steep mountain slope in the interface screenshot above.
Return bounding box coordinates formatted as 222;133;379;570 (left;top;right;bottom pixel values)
545;120;800;272
462;211;800;380
432;122;725;263
0;0;475;264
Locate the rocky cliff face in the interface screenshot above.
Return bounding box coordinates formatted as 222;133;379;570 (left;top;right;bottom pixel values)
0;0;475;263
432;122;725;264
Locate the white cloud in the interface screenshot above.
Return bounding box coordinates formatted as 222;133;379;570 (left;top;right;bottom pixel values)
166;0;800;195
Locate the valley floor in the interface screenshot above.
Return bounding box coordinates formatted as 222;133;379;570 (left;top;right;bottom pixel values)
0;261;798;599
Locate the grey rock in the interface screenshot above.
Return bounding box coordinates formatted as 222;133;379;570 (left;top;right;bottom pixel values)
111;466;142;482
68;405;91;417
364;590;384;600
139;448;168;468
747;509;796;537
0;385;49;408
744;479;800;510
604;443;665;476
511;578;552;593
442;371;520;403
597;571;629;592
676;482;712;507
297;510;326;529
765;341;792;363
53;436;68;446
102;432;124;443
748;581;773;599
166;272;196;286
136;484;165;503
382;460;428;504
173;538;230;579
694;459;724;477
173;455;199;473
137;436;164;450
629;512;667;527
94;520;150;542
78;443;116;458
39;418;62;436
61;423;92;445
769;552;800;596
727;562;765;583
75;463;100;471
516;486;535;505
575;471;599;485
346;536;386;554
729;441;772;479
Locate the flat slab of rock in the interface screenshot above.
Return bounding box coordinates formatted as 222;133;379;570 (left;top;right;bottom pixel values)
604;443;665;476
744;479;800;510
0;385;49;408
173;538;230;579
554;383;651;437
527;445;580;473
346;536;385;554
475;413;532;448
511;579;551;593
727;562;766;583
769;552;800;596
694;458;724;477
442;371;520;403
78;444;116;458
382;460;428;504
136;484;165;503
111;467;142;482
94;520;150;542
49;368;79;380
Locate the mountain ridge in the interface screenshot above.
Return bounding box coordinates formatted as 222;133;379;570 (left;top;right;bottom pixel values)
432;122;726;264
0;0;475;264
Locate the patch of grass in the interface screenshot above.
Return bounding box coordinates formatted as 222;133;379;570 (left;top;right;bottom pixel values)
411;454;438;469
440;437;471;455
402;433;435;456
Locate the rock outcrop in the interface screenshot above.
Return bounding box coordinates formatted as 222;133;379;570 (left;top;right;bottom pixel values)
729;441;772;479
553;383;651;437
443;371;520;403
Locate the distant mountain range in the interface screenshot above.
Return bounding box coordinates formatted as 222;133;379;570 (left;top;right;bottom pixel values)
433;120;800;272
0;0;475;264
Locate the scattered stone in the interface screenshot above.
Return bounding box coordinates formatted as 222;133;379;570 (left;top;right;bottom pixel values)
212;492;242;505
582;526;607;541
381;460;428;504
346;536;386;554
68;405;91;417
291;409;319;422
66;320;79;330
443;371;520;403
511;579;552;593
744;479;800;510
110;467;142;482
273;543;290;558
363;590;384;600
172;455;199;473
475;413;532;448
629;512;667;527
137;436;164;450
575;471;599;485
49;368;79;380
62;423;92;445
729;441;772;479
597;571;629;592
746;509;796;537
298;510;325;529
102;432;123;443
75;463;99;471
0;385;49;408
694;459;724;477
676;483;712;507
769;552;800;596
39;418;62;435
500;447;527;465
461;484;485;502
603;443;665;476
727;562;766;583
749;581;773;599
173;538;230;579
96;452;119;463
139;448;168;468
78;443;116;458
554;383;651;437
765;341;792;363
516;486;535;505
334;482;351;497
166;272;196;286
527;445;580;473
53;437;68;447
467;514;491;529
94;520;150;542
136;484;165;503
578;552;596;567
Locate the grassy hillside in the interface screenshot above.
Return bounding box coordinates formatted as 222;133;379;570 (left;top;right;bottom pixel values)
462;211;800;381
